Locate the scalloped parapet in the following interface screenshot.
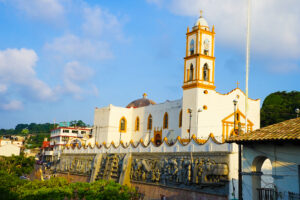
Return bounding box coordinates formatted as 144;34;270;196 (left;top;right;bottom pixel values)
63;133;234;153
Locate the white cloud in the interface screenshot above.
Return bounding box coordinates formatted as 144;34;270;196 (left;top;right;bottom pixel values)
0;48;55;101
267;61;299;74
8;0;64;21
147;0;300;60
62;61;96;99
0;84;7;93
64;61;93;82
81;5;127;42
1;100;23;111
44;34;113;60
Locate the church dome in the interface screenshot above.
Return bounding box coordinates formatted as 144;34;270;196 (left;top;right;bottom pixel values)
194;16;209;27
126;93;156;108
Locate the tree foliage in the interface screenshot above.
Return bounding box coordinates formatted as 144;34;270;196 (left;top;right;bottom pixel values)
0;175;138;200
0;154;35;176
0;155;138;199
0;120;89;136
261;91;300;127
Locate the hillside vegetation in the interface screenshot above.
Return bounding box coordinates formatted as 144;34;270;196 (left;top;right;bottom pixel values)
261;91;300;127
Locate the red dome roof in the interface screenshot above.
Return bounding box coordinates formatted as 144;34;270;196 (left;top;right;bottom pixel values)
126;93;156;108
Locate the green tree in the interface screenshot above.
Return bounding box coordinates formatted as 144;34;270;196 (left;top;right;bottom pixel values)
261;91;300;127
21;128;29;135
0;155;35;176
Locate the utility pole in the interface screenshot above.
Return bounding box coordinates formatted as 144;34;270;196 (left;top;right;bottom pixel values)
245;0;251;134
188;109;192;141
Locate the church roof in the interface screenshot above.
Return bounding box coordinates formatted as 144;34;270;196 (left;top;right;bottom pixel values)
227;117;300;143
126;93;156;108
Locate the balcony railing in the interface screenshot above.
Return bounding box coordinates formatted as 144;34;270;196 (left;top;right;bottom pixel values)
257;188;276;200
289;192;300;200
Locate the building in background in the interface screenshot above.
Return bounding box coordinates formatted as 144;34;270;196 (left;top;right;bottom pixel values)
0;142;20;157
0;136;24;157
40;138;53;162
50;125;93;160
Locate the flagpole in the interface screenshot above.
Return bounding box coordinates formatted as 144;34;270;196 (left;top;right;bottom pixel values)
245;0;251;133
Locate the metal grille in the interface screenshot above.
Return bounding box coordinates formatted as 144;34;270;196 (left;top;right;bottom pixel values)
289;192;300;200
257;188;276;200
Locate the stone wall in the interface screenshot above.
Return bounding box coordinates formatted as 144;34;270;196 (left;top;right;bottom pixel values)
130;152;230;196
131;182;227;200
55;151;231;198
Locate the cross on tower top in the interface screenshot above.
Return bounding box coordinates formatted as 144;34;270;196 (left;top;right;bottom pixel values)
236;81;240;88
200;10;203;17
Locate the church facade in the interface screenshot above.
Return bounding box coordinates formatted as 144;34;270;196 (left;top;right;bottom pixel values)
56;14;262;199
93;15;260;145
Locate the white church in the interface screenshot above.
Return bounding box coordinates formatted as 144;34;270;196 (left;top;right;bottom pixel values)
93;14;260;146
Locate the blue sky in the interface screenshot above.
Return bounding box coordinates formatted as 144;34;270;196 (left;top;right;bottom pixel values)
0;0;299;129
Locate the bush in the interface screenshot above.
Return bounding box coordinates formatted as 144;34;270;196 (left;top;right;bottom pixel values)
0;173;138;200
0;154;35;176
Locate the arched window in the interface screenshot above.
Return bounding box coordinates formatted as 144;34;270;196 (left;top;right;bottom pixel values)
135;117;140;131
179;110;182;128
203;63;209;81
190;39;195;55
147;114;152;130
189;64;194;81
119;117;127;132
163;112;168;129
236;113;240;121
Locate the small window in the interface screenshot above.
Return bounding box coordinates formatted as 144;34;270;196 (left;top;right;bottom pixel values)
204;49;209;55
63;130;69;133
147;115;152;130
190;39;195;55
163;112;168;129
72;130;78;133
179;110;182;128
236;113;240;121
203;63;209;81
189;64;194;81
135;117;140;131
81;131;86;134
119;117;127;132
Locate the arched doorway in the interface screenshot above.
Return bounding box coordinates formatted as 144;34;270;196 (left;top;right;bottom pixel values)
155;134;161;146
252;156;274;200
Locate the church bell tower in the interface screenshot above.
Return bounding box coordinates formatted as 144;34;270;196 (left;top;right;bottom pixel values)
181;12;216;139
182;12;215;90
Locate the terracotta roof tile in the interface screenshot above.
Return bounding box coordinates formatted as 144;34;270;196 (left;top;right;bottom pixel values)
227;117;300;143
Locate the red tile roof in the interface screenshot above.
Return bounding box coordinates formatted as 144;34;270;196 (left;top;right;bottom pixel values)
42;141;50;148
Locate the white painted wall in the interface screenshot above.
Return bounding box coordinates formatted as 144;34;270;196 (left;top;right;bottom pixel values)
242;143;300;200
0;144;20;157
94;100;182;145
182;87;260;141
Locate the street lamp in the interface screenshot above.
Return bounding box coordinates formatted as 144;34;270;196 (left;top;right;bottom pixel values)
233;99;238;133
296;108;300;118
197;108;203;140
148;129;151;145
187;108;192;141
